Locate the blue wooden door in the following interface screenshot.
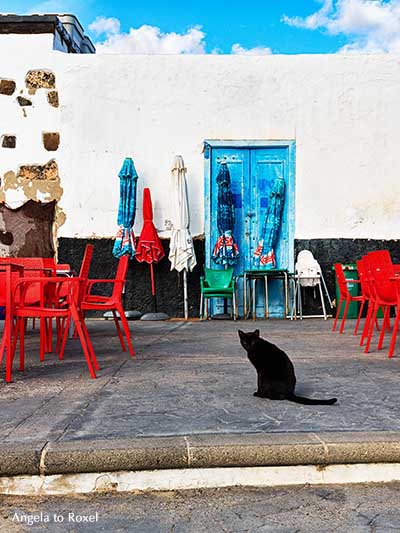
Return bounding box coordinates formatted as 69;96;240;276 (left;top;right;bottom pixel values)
206;142;295;318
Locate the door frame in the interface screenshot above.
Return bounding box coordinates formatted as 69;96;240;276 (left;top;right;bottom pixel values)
204;139;296;284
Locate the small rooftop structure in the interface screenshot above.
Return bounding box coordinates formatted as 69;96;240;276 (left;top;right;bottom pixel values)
0;13;95;53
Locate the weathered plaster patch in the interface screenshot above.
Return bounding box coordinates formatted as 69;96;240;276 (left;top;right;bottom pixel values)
43;132;60;151
3;161;63;204
47;90;59;108
25;70;56;90
0;79;15;95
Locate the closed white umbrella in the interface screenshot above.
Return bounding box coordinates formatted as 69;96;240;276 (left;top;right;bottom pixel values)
169;155;197;319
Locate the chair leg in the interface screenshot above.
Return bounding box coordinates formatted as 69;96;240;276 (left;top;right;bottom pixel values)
339;298;350;333
232;292;237;321
318;282;327;320
19;319;25;371
365;305;378;354
378;306;390;350
79;319;100;370
70;307;96;379
332;297;344;331
5;315;13;384
45;317;53;353
388;308;400;358
112;310;127;352
354;300;365;335
199;292;204;319
116;303;135;357
59;316;71;360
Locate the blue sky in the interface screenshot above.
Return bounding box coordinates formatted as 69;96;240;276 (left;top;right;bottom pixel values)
1;1;399;54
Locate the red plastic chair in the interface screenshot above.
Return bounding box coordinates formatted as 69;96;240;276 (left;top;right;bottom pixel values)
0;263;24;382
9;276;99;382
81;255;135;357
363;250;397;355
332;263;365;334
358;254;383;347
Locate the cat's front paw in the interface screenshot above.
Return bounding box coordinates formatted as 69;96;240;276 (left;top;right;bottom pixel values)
253;391;262;397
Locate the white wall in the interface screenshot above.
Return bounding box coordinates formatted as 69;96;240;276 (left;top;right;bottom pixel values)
1;51;400;241
0;34;55;54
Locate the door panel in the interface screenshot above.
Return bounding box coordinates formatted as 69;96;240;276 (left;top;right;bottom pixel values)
250;148;289;317
210;149;249;314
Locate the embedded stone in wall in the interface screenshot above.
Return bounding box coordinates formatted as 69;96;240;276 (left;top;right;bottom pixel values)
47;90;59;108
43;132;60;151
17;96;32;106
18;159;58;180
0;79;16;95
1;135;16;148
25;70;56;90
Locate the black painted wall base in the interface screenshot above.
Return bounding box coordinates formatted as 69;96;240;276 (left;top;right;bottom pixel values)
58;237;205;318
58;237;400;318
295;238;400;316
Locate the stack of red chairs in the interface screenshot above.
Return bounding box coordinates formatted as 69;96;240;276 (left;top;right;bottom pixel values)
0;245;136;383
0;254;98;382
333;250;400;358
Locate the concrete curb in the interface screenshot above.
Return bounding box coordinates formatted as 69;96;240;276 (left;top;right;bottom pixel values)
3;431;400;477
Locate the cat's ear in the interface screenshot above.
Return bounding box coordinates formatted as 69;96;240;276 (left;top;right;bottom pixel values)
254;329;260;337
238;330;244;338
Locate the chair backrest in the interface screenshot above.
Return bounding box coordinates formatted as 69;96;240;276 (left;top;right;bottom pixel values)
356;258;370;299
112;255;130;299
204;267;234;289
79;244;94;279
366;250;396;305
296;250;321;287
0;258;55;304
333;263;350;298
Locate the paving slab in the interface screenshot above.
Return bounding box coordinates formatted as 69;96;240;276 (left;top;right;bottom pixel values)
1;318;400;475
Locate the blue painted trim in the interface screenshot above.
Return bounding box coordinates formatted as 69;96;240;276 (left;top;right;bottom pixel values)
205;140;295;148
287;141;296;272
204;147;212;270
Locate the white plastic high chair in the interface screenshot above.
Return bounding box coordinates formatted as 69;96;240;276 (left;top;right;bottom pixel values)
291;250;333;319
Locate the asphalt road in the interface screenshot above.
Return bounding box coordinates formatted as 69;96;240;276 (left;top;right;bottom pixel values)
1;482;400;532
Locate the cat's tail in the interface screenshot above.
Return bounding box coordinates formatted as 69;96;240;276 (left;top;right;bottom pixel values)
286;393;337;406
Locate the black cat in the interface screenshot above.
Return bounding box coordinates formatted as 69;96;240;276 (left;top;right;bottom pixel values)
238;329;337;406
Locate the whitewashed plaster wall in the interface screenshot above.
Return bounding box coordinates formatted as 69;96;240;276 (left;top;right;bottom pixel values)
0;34;56;54
1;51;400;241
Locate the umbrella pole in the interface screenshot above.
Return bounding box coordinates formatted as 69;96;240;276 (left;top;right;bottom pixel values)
183;269;188;320
150;263;155;296
150;263;158;313
223;264;228;315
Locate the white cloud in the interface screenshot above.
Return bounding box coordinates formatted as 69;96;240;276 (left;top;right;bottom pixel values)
89;16;120;36
283;0;400;53
283;0;334;30
93;21;206;54
231;43;272;55
90;17;274;55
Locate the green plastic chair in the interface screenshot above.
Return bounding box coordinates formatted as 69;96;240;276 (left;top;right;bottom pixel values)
200;267;237;320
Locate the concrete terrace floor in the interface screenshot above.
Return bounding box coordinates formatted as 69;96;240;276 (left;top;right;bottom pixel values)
0;317;400;445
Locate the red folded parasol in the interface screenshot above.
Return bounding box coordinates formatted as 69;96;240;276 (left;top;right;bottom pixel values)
135;187;165;296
